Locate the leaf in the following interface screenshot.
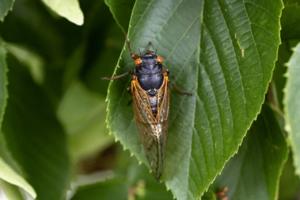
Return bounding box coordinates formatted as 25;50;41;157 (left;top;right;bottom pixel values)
0;180;24;200
204;105;288;200
63;45;85;91
0;0;65;62
279;154;300;199
0;41;35;198
71;178;129;200
6;43;44;84
0;158;36;198
0;0;14;21
271;42;291;112
190;0;282;198
1;56;71;200
104;0;135;33
41;0;84;25
281;0;300;40
106;0;283;199
0;40;8;134
284;42;300;176
83;24;124;96
107;1;202;199
57;81;113;162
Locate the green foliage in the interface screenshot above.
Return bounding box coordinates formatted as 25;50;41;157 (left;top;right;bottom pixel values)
0;0;14;21
205;105;288;199
106;0;283;199
0;40;7;129
0;157;36;198
279;155;300;199
2;56;70;200
41;0;84;25
71;153;173;200
106;1;202;199
57;81;113;162
104;0;135;33
193;0;282;198
284;43;300;175
281;0;300;40
0;37;35;198
0;0;299;199
0;180;24;200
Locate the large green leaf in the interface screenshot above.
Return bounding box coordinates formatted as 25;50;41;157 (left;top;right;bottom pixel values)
106;0;282;199
284;42;300;176
192;0;282;197
204;106;288;200
41;0;84;25
0;0;14;21
1;56;70;200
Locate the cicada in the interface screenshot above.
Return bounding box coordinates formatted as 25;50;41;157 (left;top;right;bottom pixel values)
104;41;187;179
130;48;169;179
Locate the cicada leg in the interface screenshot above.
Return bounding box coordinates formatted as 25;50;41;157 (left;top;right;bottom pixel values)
101;71;129;80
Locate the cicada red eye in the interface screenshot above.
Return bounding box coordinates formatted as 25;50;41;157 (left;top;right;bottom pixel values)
156;55;164;64
134;58;142;66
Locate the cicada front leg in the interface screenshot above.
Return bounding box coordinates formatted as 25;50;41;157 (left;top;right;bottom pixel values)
101;71;130;80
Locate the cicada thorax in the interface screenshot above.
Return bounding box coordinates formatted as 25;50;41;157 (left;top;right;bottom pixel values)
130;51;169;179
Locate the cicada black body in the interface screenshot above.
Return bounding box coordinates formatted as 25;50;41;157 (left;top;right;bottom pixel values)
130;50;169;179
103;42;170;179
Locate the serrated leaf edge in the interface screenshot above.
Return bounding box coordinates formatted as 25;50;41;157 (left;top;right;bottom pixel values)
283;43;300;176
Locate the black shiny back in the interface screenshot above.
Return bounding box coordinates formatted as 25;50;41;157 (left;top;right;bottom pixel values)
135;53;164;92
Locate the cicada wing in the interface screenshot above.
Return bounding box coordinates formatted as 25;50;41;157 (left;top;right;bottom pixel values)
131;74;169;179
135;122;166;178
156;73;170;123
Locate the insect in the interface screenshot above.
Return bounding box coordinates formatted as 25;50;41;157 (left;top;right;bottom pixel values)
103;40;190;179
130;47;169;179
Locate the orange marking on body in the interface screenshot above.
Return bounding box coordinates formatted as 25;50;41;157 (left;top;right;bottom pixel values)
134;58;142;66
156;55;164;63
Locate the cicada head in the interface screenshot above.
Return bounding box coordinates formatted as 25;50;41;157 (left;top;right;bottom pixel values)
139;51;164;67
